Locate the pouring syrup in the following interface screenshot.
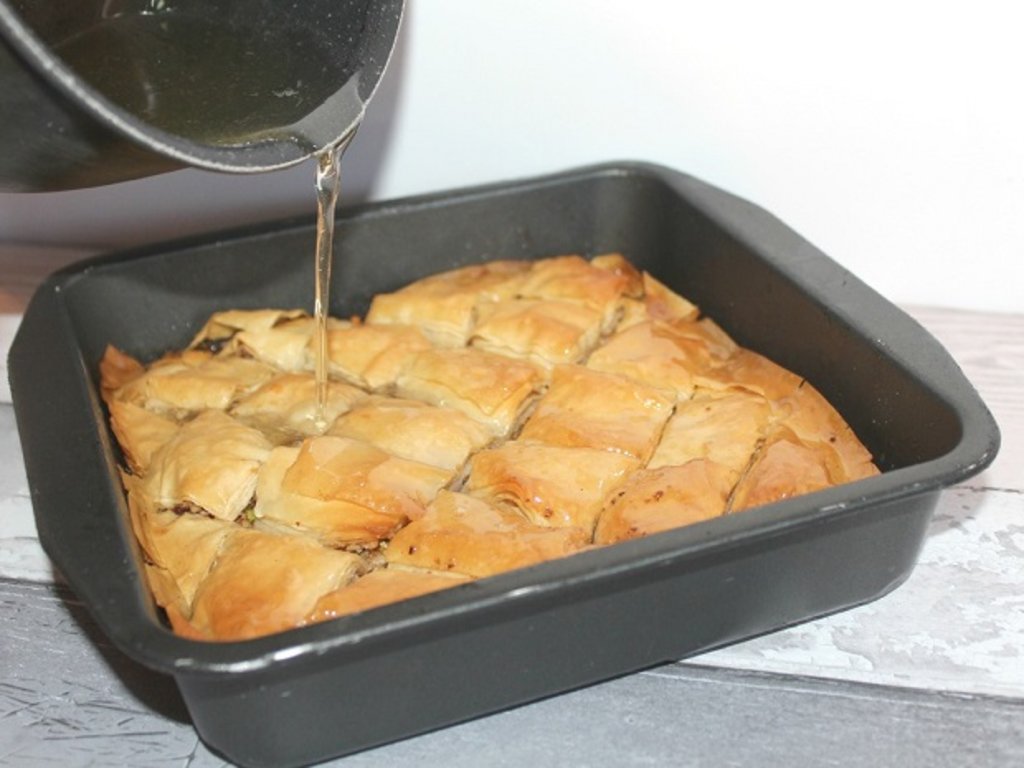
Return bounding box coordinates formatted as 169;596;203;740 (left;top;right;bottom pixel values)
312;130;356;430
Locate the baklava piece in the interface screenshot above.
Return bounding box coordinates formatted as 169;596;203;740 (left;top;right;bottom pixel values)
648;390;773;482
254;436;452;548
328;396;494;470
189;308;307;351
464;442;638;532
190;308;320;371
589;252;645;296
327;321;433;390
308;567;470;622
124;474;237;617
469;298;606;370
730;427;838;512
395;347;545;437
230;372;366;440
586;319;735;398
775;382;879;483
100;344;145;395
107;347;277;417
516;255;634;332
594;459;736;545
141;409;272;521
617;271;701;330
367;260;530;346
181;528;365;641
641;272;701;324
696;348;805;402
124;474;365;642
106;399;180;474
386;491;590;578
518;365;674;461
730;413;878;514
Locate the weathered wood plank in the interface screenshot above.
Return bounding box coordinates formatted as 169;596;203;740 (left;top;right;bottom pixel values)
2;579;1021;768
696;485;1024;697
0;407;56;584
903;305;1024;493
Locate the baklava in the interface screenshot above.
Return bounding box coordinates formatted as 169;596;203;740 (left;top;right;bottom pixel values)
101;254;879;641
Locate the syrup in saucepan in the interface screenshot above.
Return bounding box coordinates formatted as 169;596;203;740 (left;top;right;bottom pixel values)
37;4;377;155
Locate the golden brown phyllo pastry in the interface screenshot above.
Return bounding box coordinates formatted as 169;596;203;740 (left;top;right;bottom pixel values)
100;254;879;641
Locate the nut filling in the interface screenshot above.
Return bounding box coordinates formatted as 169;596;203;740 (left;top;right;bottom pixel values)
100;254;879;641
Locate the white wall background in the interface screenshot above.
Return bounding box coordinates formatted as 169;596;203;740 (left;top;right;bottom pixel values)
1;0;1022;312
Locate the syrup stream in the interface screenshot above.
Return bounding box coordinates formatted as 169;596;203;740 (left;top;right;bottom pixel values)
313;130;356;429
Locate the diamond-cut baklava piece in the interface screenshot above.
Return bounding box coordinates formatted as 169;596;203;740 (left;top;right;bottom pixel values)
696;348;805;401
230;372;365;440
386;491;590;578
775;383;880;483
617;271;702;329
594;459;736;545
141;410;272;521
517;254;634;332
589;252;644;296
648;390;773;481
181;527;364;641
107;399;180;474
395;348;544;437
100;344;146;395
124;473;365;642
697;350;879;485
464;442;638;532
729;427;838;512
327;396;494;470
307;567;470;622
469;298;606;369
367;260;530;346
124;474;237;615
327;321;433;390
518;365;674;460
189;308;307;349
190;309;326;371
254;436;453;548
586;320;735;398
105;346;277;417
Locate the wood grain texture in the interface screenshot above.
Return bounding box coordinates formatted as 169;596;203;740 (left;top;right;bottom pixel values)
2;579;1022;768
695;485;1024;696
0;407;53;583
903;305;1024;492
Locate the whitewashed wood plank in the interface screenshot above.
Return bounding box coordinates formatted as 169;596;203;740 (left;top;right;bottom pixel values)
0;580;225;768
2;580;1022;768
693;485;1024;697
0;407;54;583
903;305;1024;493
0;314;20;404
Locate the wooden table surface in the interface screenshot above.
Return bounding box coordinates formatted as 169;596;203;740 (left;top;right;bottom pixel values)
1;288;1022;766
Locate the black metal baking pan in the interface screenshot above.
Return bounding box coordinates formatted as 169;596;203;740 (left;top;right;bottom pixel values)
9;162;1000;767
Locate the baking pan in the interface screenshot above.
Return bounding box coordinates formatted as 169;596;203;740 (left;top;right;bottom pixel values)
9;162;1000;767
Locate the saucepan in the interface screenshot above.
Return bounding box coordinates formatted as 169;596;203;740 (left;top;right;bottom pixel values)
0;0;404;191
